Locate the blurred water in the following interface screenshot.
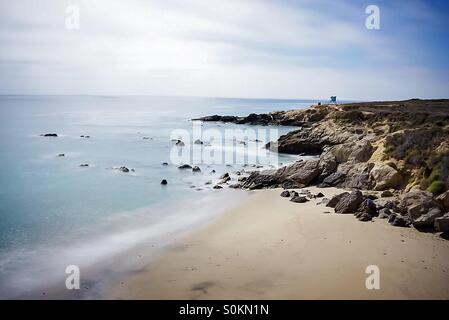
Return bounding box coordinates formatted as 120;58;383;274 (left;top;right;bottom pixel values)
0;95;315;297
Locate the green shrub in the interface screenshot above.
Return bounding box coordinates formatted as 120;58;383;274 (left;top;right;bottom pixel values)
429;167;442;182
428;180;445;195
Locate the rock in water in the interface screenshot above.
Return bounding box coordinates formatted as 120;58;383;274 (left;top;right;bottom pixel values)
219;172;230;179
41;133;58;137
58;153;65;157
213;185;223;189
334;190;363;213
178;164;192;169
280;190;290;197
192;166;201;172
119;166;130;173
160;179;168;185
194;139;204;145
79;164;89;167
162;162;169;166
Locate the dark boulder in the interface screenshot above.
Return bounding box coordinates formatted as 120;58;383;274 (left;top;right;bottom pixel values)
192;166;201;172
290;195;309;203
413;208;443;229
178;164;192;169
335;190;363;213
388;213;412;227
326;192;349;208
194;139;204;145
280;190;290;197
434;213;449;233
41;133;58;137
220;172;230;179
160;179;168;185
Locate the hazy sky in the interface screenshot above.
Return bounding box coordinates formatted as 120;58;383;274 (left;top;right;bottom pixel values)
1;0;448;100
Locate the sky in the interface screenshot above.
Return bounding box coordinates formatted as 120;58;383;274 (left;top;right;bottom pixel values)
0;0;448;100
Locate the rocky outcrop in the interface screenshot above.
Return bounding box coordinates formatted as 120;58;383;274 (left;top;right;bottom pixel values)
197;99;449;235
242;159;321;190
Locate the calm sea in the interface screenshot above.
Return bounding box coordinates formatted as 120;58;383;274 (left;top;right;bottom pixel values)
0;95;316;298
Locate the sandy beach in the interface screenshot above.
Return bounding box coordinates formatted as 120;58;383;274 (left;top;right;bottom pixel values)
107;187;449;299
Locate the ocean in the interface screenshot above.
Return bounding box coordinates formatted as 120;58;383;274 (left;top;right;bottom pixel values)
0;95;316;298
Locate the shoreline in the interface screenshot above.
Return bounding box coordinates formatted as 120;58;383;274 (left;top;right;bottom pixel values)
105;187;449;299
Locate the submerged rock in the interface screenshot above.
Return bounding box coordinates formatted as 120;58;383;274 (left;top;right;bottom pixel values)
194;139;204;145
58;153;65;157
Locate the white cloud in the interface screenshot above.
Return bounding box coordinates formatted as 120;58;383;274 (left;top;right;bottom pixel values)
0;0;447;99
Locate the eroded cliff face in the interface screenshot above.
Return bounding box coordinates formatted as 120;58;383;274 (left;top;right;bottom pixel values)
199;99;449;194
198;99;449;232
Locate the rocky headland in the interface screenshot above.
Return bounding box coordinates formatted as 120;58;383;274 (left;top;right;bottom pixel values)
197;99;449;235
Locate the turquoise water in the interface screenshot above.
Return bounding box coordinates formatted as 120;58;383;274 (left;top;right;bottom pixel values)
0;95;315;297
